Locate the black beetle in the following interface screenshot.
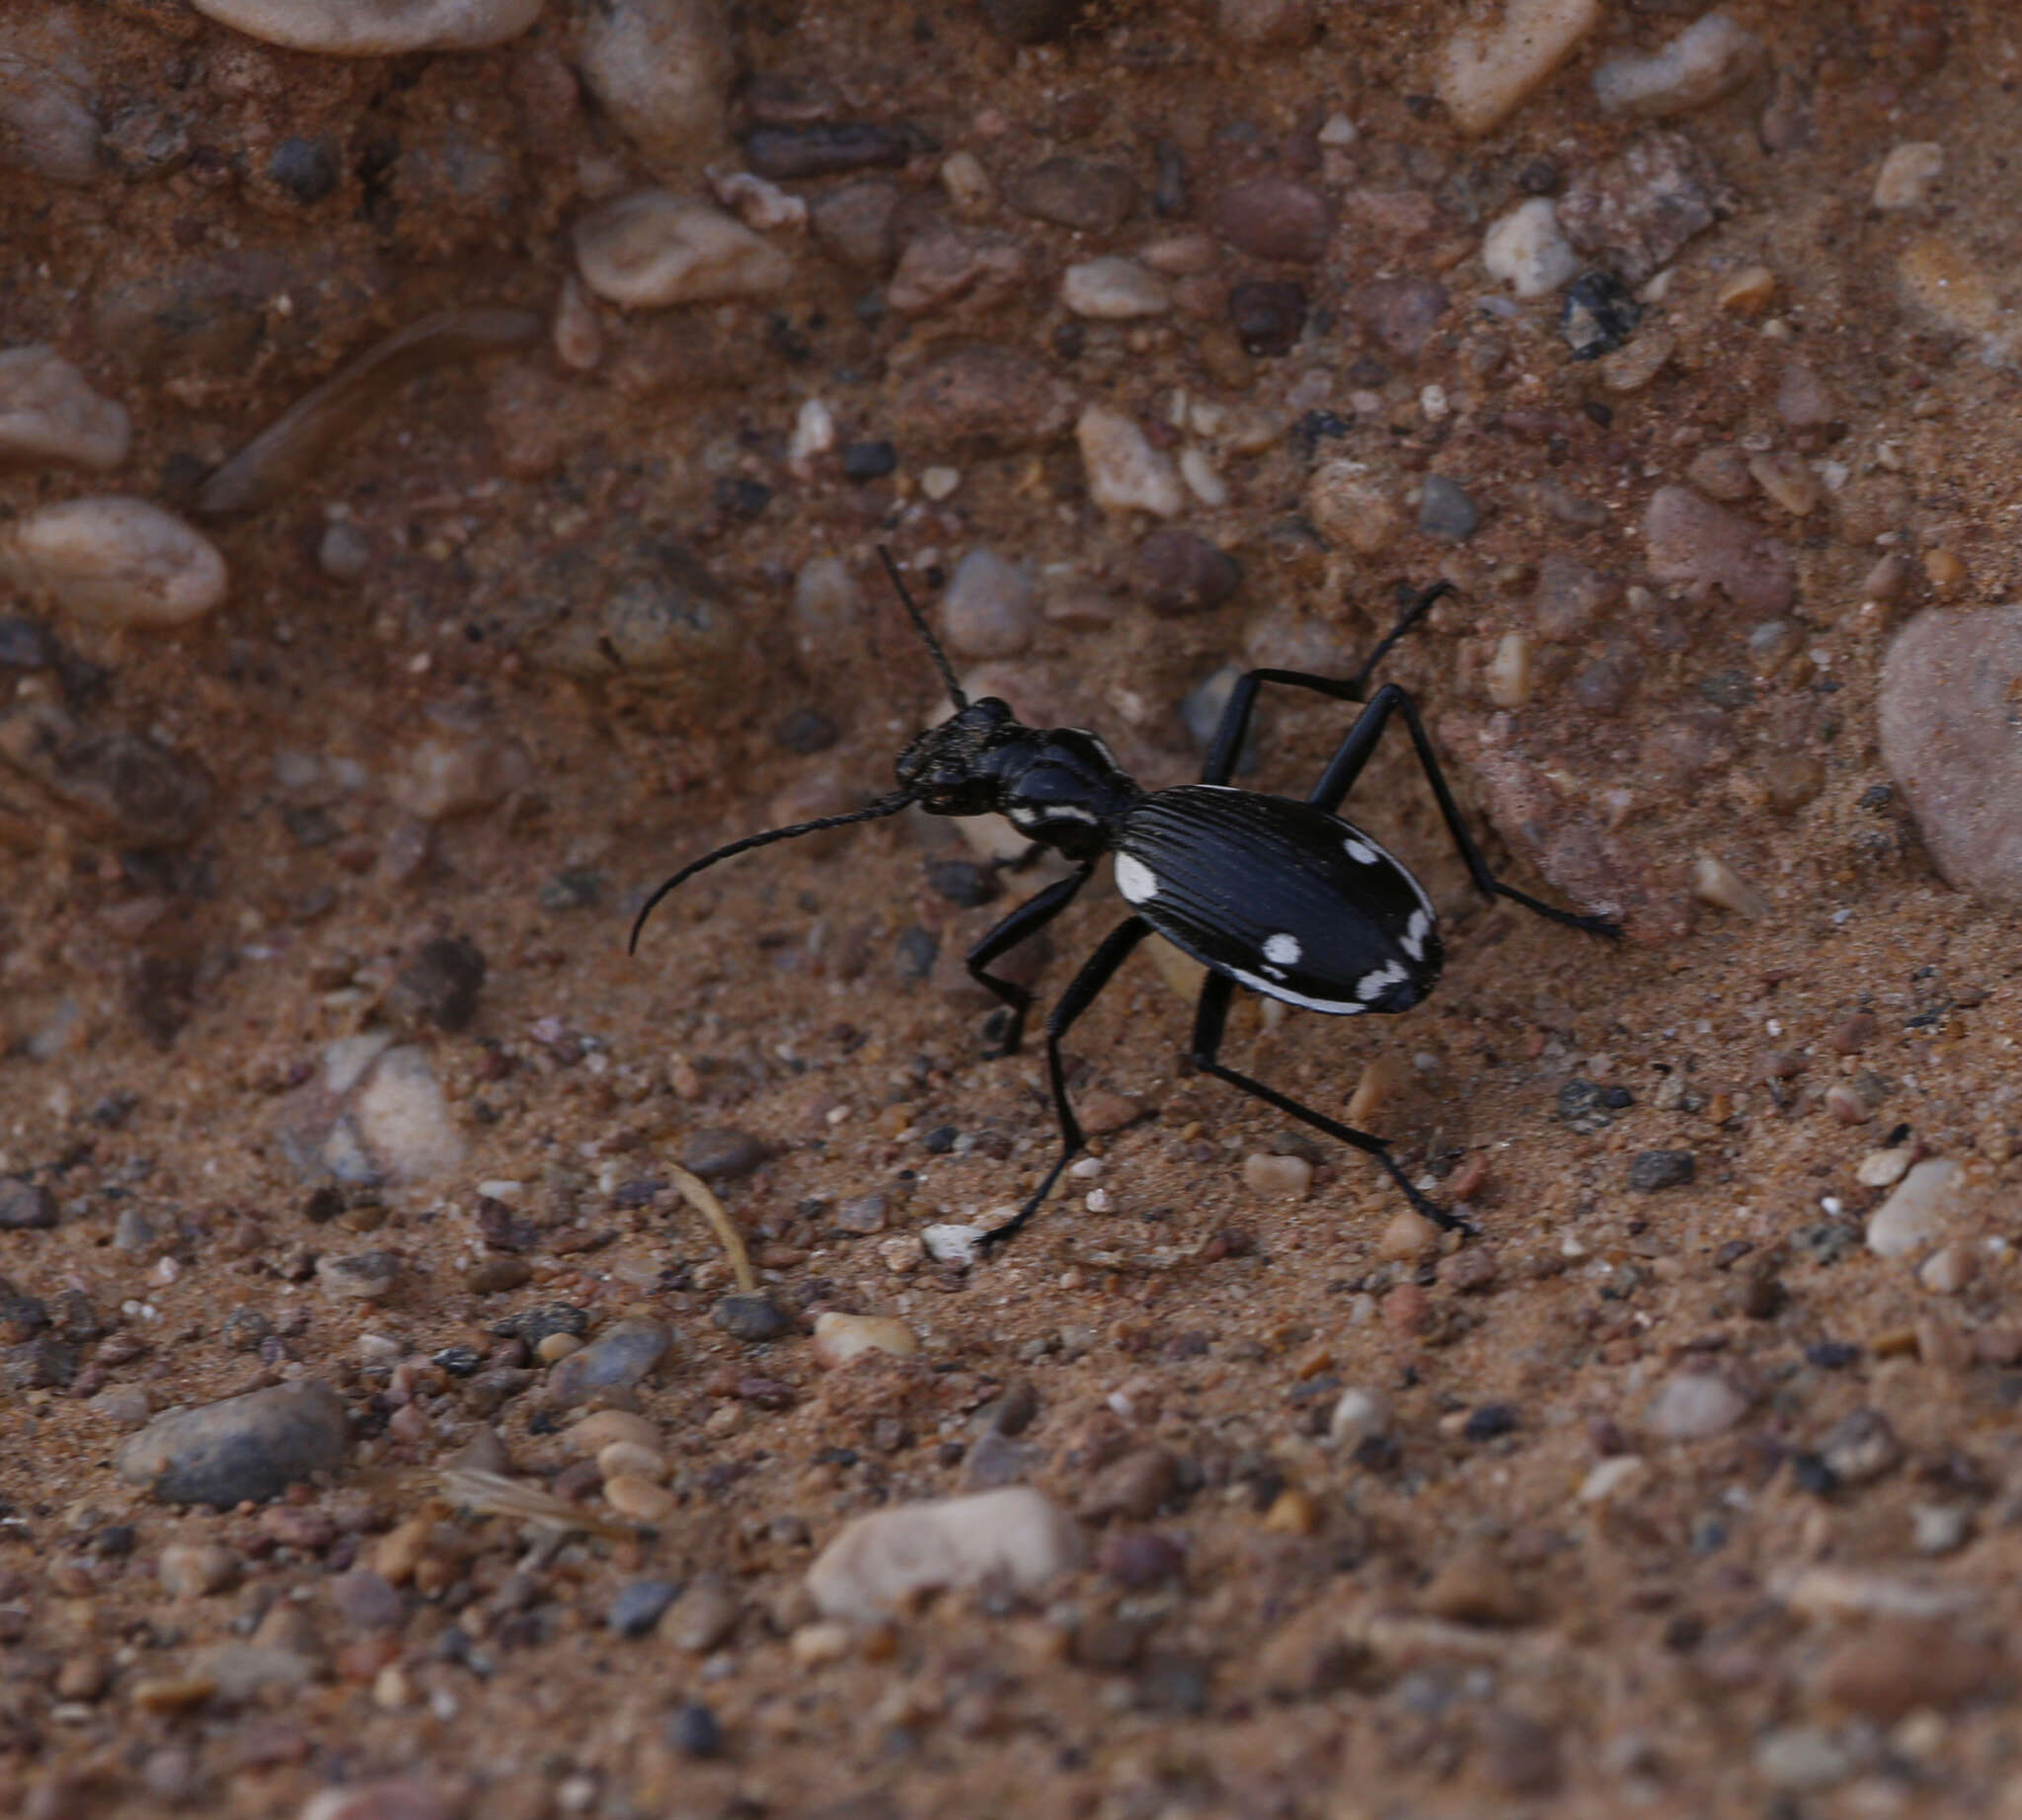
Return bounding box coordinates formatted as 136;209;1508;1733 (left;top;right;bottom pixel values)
632;552;1619;1243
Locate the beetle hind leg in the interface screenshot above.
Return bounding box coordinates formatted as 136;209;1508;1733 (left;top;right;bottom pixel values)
1188;975;1476;1235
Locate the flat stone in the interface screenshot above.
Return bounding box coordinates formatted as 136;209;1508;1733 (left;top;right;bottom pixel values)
0;348;130;470
1210;178;1332;264
0;498;226;628
1866;1157;1966;1257
1880;608;2022;907
681;1127;767;1180
117;1382;350;1505
1558;130;1732;283
711;1293;792;1342
1813;1618;2005;1721
352;1046;466;1182
187;0;541;54
1419;474;1480;540
0;1176;55;1229
575;191;793;309
1060;256;1171;320
887;226;1028;318
1643;485;1793;613
547;1318;671;1406
806;1487;1082;1622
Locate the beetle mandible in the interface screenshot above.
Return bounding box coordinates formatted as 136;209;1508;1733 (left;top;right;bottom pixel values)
631;550;1620;1244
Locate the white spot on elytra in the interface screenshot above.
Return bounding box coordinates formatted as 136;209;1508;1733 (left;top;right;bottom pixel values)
1115;853;1159;904
1344;837;1379;865
1357;962;1406;1001
1402;908;1431;961
1263;932;1302;967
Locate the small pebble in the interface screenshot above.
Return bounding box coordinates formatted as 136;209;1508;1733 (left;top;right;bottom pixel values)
1329;1385;1392;1450
1241;1152;1311;1202
666;1701;724;1759
1061;257;1171;320
1132;527;1241;615
1078;406;1184;516
574;191;792;308
1481;198;1577;297
1818;1408;1901;1485
1644;486;1793;613
1437;0;1601;135
921;1225;984;1267
942;549;1038;659
1628;1149;1694;1191
1644;1369;1747;1440
158;1543;240;1599
0;347;130;470
681;1128;767;1180
812;1311;918;1369
1306;462;1398;553
1005;156;1137;234
317;1251;400;1303
1;497;226;628
1592;12;1761;119
1873;142;1944;211
805;1486;1082;1622
0;1176;55;1229
1376;1209;1439;1261
1691;854;1768;919
1418;474;1480;540
1209;177;1332;263
568;1410;661;1456
711;1293;792;1343
604;1474;677;1524
185;0;540;53
546;1318;671;1407
608;1578;682;1637
1866;1158;1963;1258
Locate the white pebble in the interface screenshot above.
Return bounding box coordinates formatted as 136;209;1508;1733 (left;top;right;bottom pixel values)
1592;11;1762;119
806;1487;1082;1622
552;276;603;371
921;1224;985;1267
812;1311;918;1369
1180;447;1228;508
1438;0;1602;136
352;1045;467;1183
0;347;130;470
1873;142;1944;211
0;497;225;628
1060;256;1172;320
574;191;793;309
580;0;734;172
187;0;542;54
1328;1385;1391;1451
1855;1147;1913;1189
1578;1455;1649;1503
788;397;835;474
1481;198;1578;298
1866;1157;1964;1259
1076;405;1183;517
920;466;961;502
1644;1369;1748;1440
708;170;807;233
1690;853;1768;919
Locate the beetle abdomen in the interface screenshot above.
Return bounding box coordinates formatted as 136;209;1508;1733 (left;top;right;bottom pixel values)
1113;786;1440;1015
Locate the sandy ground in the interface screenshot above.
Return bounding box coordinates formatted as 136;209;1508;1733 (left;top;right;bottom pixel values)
4;2;2022;1817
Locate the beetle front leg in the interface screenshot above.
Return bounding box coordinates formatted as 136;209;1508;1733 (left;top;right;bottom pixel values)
1188;974;1475;1234
963;862;1092;1057
982;914;1151;1250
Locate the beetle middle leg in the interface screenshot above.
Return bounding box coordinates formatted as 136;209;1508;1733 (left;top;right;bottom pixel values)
983;914;1150;1248
964;862;1093;1057
1187;974;1475;1234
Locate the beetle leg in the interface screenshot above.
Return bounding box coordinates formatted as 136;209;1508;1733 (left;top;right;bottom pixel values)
1307;685;1620;938
1188;973;1475;1234
1198;582;1453;786
982;915;1150;1249
964;862;1094;1057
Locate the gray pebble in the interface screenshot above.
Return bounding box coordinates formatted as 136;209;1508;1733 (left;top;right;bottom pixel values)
942;550;1038;659
1349;277;1450;362
1419;475;1480;541
0;1176;55;1229
667;1701;724;1758
317;522;372;581
117;1381;350;1506
680;1127;768;1181
578;0;733;173
711;1293;792;1343
329;1567;405;1630
830;1194;888;1234
317;1251;400;1303
547;1318;671;1407
1880;606;2022;907
608;1577;683;1637
1628;1149;1695;1191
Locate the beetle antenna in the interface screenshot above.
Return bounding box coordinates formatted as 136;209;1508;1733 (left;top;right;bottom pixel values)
1349;580;1457;695
629;789;916;952
877;545;968;711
